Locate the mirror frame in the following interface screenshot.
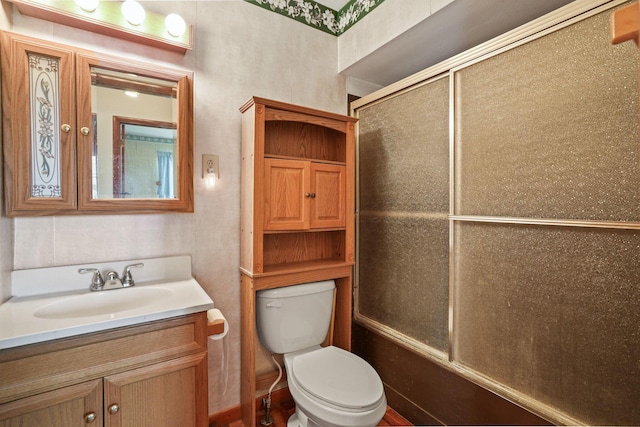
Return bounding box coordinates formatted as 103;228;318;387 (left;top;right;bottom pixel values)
76;53;193;213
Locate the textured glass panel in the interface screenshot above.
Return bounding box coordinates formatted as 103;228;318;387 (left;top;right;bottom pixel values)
455;10;639;221
359;77;449;213
359;213;449;350
453;222;640;425
358;76;450;352
29;53;62;198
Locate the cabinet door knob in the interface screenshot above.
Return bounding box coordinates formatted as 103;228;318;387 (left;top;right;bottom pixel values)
108;404;120;414
85;412;97;423
80;126;91;136
61;124;71;133
310;193;316;198
305;192;311;198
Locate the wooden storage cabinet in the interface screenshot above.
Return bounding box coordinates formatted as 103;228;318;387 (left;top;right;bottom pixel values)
240;97;357;426
0;313;208;427
241;97;357;276
264;159;345;231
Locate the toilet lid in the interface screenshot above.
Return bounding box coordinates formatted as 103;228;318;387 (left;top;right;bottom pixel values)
291;346;384;410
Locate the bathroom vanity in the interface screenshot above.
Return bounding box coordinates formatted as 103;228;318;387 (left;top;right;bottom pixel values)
0;256;213;426
239;97;357;427
0;313;208;426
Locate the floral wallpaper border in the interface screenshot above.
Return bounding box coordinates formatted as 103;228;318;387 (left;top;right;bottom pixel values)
244;0;385;35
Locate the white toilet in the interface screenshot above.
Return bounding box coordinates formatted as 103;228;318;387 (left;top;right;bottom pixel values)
256;280;387;427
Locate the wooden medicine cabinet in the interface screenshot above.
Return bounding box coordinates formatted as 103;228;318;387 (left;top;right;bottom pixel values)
0;31;194;216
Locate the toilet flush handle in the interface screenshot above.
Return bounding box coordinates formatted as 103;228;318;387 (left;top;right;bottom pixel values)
266;302;282;308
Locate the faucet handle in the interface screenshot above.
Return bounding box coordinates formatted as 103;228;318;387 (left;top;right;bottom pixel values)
122;263;144;287
79;268;105;291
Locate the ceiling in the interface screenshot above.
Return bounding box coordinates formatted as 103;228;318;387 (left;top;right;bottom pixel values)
340;0;576;88
316;0;351;11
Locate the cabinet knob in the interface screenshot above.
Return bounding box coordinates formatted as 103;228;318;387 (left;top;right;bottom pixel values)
305;192;311;198
310;193;316;198
61;124;71;133
84;412;97;423
80;126;91;136
108;404;120;414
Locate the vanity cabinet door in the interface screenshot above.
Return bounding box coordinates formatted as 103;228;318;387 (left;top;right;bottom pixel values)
0;33;77;213
103;353;207;427
0;379;102;427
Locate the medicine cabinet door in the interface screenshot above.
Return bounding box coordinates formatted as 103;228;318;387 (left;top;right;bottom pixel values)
1;33;77;214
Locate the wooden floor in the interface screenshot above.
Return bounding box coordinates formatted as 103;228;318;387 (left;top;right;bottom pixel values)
222;400;412;427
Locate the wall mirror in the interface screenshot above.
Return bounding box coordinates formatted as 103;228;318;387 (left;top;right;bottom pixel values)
77;55;193;213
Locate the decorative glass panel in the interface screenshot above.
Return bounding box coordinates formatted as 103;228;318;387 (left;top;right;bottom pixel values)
357;77;450;352
359;213;449;350
454;9;639;221
28;53;62;198
453;222;640;426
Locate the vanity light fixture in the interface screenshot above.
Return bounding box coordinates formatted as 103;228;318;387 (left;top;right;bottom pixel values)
121;0;145;26
203;154;219;189
165;13;187;38
75;0;98;13
6;0;192;54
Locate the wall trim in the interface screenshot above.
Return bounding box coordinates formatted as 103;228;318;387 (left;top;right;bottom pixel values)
243;0;385;35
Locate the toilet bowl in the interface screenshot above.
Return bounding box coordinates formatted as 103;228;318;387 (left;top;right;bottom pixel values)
256;281;387;427
284;346;387;427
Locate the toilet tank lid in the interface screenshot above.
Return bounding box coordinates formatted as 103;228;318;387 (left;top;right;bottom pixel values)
257;280;335;299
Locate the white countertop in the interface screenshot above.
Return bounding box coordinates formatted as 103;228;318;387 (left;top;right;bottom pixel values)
0;256;214;350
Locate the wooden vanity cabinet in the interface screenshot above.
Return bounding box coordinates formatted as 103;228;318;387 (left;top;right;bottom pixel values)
239;97;357;426
0;313;208;427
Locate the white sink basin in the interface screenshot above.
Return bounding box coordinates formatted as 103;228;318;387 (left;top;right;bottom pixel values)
0;268;214;350
34;287;173;319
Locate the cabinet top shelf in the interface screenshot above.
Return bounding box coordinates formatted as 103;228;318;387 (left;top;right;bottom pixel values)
240;96;358;124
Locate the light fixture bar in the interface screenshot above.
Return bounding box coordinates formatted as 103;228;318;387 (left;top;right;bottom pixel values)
7;0;192;54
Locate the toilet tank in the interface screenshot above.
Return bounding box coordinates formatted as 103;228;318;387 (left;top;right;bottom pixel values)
256;280;335;354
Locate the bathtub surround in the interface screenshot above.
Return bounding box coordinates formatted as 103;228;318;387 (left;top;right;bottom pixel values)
353;1;639;425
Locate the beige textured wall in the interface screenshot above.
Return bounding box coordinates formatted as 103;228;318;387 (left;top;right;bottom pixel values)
4;0;344;414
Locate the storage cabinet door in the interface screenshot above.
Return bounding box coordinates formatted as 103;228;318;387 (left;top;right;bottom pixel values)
1;34;77;214
264;158;310;230
310;163;346;229
0;380;102;427
103;353;208;427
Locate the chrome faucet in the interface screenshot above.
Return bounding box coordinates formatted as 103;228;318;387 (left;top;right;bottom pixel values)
79;263;144;291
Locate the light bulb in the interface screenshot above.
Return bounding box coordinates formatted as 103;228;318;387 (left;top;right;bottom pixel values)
165;13;187;37
205;167;217;189
75;0;99;12
121;0;145;26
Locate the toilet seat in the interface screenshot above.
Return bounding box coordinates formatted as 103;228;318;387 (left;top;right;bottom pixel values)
290;346;385;411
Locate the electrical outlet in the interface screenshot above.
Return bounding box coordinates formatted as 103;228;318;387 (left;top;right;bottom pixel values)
202;154;219;179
